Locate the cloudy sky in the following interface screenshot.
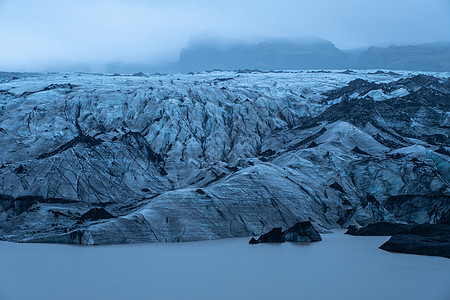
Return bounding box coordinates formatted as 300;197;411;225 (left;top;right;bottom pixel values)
0;0;449;72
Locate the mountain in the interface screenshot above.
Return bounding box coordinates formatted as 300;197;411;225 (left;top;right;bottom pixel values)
160;38;450;73
0;70;449;244
357;42;450;72
173;37;353;72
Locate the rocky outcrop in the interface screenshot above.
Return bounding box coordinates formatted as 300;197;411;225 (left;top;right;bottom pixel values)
252;228;285;244
345;222;413;236
379;224;450;258
249;222;322;244
283;221;322;242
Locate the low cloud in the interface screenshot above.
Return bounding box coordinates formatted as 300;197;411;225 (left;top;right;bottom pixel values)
0;0;449;72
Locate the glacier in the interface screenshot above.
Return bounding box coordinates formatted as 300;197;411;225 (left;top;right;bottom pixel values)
0;70;449;244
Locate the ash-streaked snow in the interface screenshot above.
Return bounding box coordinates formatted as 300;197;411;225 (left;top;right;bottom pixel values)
0;70;449;244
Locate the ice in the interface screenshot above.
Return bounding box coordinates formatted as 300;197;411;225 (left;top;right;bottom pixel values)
0;70;449;244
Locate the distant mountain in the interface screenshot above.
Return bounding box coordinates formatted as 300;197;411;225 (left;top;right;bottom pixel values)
173;38;353;72
79;38;450;74
162;39;450;73
357;42;450;72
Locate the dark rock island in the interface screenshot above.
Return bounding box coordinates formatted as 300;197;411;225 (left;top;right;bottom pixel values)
249;221;322;244
347;222;450;258
345;222;413;236
380;224;450;258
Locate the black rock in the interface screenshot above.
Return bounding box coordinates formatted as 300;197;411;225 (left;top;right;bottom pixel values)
248;237;259;244
345;222;413;236
249;222;322;244
257;227;285;243
379;224;450;258
79;208;115;222
346;225;358;233
283;221;322;242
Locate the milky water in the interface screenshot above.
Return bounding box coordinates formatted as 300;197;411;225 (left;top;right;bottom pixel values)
0;230;449;300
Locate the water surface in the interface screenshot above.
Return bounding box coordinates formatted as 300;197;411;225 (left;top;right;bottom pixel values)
0;230;449;300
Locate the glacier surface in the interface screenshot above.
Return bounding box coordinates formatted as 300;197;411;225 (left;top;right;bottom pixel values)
0;70;449;244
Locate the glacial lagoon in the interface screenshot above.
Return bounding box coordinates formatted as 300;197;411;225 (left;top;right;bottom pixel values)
0;230;449;300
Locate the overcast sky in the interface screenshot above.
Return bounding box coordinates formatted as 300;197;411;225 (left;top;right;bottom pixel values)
0;0;449;72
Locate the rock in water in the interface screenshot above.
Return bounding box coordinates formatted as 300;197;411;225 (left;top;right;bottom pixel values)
248;237;259;244
283;221;322;242
249;222;322;244
379;224;450;258
345;222;413;236
256;228;285;243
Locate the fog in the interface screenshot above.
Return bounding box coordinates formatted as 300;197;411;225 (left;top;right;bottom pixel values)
0;0;449;72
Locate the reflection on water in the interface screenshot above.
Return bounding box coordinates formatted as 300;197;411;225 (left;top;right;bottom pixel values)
0;230;449;300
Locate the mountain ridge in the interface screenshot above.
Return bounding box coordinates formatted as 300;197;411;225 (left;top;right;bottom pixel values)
158;39;450;73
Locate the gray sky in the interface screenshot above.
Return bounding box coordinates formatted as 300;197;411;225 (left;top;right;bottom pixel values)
0;0;449;72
